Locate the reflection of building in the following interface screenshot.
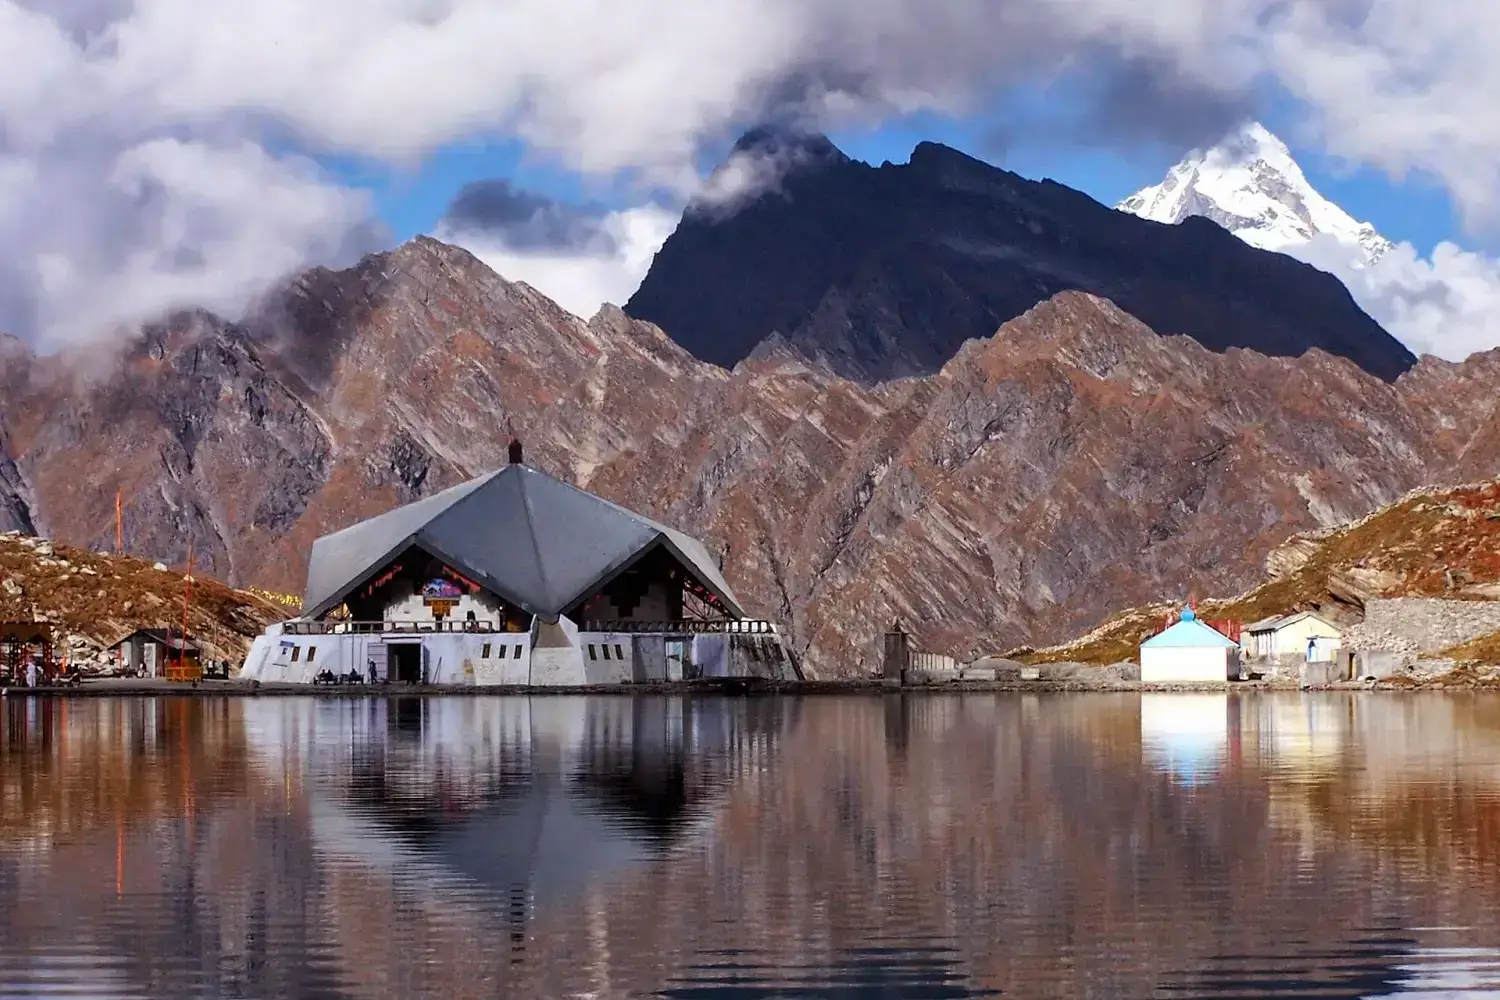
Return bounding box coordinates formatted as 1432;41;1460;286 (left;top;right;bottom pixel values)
242;697;732;917
241;444;796;686
1140;608;1238;683
1140;694;1231;784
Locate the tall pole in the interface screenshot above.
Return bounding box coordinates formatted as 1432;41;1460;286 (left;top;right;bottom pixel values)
180;540;193;671
115;490;123;554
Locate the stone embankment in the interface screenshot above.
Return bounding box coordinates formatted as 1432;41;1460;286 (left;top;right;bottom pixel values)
1343;597;1500;655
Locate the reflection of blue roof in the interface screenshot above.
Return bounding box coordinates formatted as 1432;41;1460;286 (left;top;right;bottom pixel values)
1142;618;1238;649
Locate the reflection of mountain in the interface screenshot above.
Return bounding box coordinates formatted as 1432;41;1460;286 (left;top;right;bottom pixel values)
8;696;1500;999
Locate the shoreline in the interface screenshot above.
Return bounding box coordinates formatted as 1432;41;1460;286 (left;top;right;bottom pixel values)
2;677;1491;697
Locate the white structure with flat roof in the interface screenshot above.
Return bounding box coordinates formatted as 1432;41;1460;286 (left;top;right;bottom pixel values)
1139;608;1239;683
239;443;798;687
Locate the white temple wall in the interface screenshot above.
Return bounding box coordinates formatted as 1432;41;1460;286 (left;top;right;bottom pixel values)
579;633;636;684
381;582;508;625
529;617;587;685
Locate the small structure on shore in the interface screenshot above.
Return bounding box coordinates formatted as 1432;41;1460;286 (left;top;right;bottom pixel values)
0;622;54;684
1242;611;1342;663
1139;608;1238;683
240;442;796;686
106;627;203;678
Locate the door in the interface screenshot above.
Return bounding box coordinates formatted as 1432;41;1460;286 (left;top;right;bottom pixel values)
389;643;422;684
665;639;687;682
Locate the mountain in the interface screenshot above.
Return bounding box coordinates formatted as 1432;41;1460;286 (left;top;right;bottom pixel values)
3;238;1500;676
1118;122;1394;267
625;132;1416;383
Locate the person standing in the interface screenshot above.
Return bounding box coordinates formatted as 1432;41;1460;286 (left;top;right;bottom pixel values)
25;657;37;688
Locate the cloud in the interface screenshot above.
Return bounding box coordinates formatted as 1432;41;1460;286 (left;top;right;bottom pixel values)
436;193;677;319
1290;236;1500;361
5;0;1500;351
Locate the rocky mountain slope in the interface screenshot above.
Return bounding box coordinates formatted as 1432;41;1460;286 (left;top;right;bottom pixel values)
2;238;1500;677
1020;476;1500;666
624;129;1415;382
0;531;281;667
1118;122;1393;267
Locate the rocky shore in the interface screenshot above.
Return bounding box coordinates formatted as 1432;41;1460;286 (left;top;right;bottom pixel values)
9;668;1500;697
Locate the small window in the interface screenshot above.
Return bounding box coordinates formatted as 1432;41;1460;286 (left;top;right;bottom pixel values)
614;644;625;660
307;646;316;663
481;643;492;659
290;646;300;662
588;644;597;660
512;645;522;659
602;645;611;660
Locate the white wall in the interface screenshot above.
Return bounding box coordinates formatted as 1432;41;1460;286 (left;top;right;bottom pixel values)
1270;617;1343;659
578;633;636;684
530;617;587;685
1140;646;1233;683
381;582;508;626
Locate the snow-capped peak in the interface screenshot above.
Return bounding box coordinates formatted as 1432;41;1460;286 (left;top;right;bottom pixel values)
1118;122;1393;267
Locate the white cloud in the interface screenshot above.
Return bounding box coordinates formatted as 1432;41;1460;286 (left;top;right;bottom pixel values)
1291;236;1500;361
5;0;1500;352
437;204;678;319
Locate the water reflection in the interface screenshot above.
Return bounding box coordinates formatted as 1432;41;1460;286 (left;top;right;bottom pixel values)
0;693;1498;997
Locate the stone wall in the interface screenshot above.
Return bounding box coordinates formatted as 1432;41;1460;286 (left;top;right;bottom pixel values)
1343;598;1500;655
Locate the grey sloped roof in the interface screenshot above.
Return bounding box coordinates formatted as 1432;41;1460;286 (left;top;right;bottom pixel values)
302;464;743;619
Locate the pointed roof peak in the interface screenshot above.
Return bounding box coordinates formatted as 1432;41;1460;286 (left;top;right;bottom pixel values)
301;462;743;620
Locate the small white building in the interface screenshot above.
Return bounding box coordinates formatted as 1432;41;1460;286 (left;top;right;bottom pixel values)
1139;608;1238;683
1242;611;1342;662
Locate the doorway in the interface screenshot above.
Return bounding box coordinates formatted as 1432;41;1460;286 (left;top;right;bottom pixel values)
665;639;687;682
389;643;423;684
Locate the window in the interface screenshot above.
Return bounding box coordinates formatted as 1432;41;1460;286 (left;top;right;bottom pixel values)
588;644;597;660
481;643;492;659
602;645;611;660
290;646;300;662
307;646;316;663
512;645;523;659
614;644;625;660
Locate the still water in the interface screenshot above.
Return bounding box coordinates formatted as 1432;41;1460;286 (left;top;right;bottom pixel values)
2;693;1500;998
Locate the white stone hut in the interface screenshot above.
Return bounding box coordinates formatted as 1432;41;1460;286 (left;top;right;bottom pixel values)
1242;611;1342;662
1139;608;1239;683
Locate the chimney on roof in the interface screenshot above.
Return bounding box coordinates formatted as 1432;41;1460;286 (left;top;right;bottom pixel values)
508;438;523;465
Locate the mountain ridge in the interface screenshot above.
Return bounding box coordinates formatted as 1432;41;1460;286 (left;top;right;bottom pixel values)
0;238;1496;675
626;130;1416;383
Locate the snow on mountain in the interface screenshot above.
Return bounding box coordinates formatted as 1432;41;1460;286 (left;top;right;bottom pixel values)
1118;123;1393;267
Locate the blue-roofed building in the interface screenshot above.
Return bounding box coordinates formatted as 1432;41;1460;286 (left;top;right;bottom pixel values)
239;442;796;687
1139;608;1239;684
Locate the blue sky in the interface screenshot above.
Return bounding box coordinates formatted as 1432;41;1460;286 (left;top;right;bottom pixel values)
359;106;1471;260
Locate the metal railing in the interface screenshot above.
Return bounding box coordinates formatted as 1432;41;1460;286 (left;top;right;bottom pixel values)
281;619;513;636
582;619;780;635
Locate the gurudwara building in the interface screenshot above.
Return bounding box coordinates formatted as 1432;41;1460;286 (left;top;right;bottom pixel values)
240;443;798;686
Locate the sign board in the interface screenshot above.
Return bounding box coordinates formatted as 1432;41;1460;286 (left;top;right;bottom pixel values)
421;578;464;599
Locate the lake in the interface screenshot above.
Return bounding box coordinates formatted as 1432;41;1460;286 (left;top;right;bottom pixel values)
2;693;1500;998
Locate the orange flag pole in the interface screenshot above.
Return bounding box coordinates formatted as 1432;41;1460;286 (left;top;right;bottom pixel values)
180;541;193;671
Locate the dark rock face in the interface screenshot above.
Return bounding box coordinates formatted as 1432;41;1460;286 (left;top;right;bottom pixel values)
626;135;1417;382
0;237;1493;677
